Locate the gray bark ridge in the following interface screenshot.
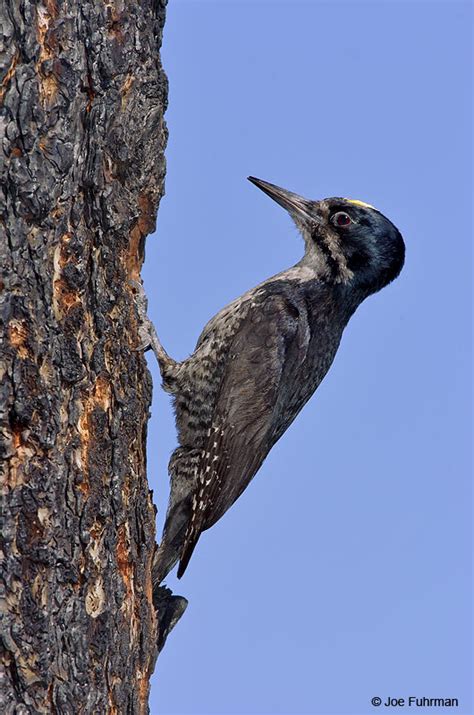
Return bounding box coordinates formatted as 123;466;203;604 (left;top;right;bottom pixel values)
1;1;169;712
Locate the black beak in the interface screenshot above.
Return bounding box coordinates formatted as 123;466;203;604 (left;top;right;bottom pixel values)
248;176;321;225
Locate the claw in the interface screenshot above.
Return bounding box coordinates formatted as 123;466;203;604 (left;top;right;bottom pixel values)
131;279;176;376
131;279;153;352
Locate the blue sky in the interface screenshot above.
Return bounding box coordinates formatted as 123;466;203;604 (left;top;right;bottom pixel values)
143;2;472;713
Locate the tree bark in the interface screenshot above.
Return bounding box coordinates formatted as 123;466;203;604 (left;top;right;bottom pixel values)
1;1;168;711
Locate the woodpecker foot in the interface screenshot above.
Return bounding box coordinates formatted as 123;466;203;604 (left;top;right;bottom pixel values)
131;279;165;361
153;584;188;653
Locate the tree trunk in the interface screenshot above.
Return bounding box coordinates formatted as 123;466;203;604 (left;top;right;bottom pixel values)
1;1;169;711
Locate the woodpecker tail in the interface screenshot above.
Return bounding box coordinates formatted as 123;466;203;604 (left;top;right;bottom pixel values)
152;539;180;587
154;446;203;584
152;493;191;586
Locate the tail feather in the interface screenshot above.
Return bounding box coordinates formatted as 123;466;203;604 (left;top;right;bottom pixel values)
152;539;180;587
155;446;204;583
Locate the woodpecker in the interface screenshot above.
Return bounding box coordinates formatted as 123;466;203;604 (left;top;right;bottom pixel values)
142;177;405;585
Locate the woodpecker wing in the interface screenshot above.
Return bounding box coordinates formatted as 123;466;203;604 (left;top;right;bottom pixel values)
177;291;310;577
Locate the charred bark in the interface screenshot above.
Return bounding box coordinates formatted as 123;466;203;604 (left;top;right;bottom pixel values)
1;1;169;711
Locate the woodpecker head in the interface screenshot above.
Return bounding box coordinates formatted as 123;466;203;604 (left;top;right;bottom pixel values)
248;176;405;294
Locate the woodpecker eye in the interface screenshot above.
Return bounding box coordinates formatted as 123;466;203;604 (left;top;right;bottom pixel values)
331;211;353;227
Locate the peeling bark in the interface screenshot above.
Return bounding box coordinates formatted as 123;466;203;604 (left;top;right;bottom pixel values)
1;1;168;711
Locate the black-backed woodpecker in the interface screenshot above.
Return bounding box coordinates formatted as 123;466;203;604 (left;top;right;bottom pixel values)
141;177;405;585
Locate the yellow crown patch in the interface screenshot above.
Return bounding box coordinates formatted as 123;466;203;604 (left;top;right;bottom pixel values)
344;198;377;210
